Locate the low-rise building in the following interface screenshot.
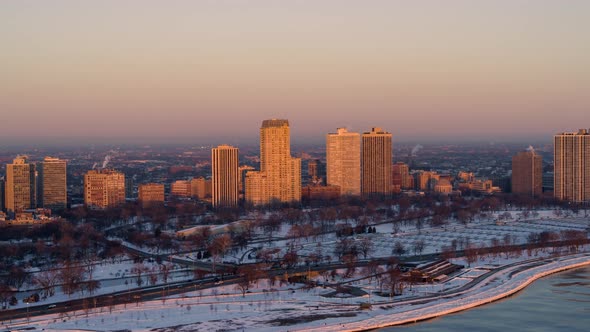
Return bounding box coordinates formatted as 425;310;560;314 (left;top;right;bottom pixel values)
138;183;165;206
302;185;341;201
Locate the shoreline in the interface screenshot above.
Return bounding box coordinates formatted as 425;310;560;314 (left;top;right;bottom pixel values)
4;253;590;332
299;253;590;332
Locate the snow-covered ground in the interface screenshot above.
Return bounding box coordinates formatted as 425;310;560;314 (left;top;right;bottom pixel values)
229;211;589;264
4;248;590;332
4;212;589;331
11;259;194;309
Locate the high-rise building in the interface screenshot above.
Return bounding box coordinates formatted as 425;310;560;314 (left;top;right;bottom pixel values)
125;176;135;199
543;172;554;193
326;128;361;196
138;183;165;206
84;169;126;209
246;119;301;205
0;177;5;212
38;157;67;211
245;172;267;205
5;156;36;214
392;162;412;190
212;145;239;208
238;165;255;194
554;129;590;202
361;127;392;197
512;149;542;197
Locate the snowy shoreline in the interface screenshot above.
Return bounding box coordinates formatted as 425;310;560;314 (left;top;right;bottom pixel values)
5;253;590;332
299;254;590;332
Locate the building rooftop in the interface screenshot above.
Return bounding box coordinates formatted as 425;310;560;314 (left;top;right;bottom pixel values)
261;119;289;128
556;129;590;135
363;127;391;135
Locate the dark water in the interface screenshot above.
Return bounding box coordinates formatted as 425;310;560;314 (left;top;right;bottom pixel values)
381;266;590;332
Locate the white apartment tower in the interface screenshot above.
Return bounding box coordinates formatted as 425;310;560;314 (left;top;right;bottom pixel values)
326;128;361;196
246;119;301;205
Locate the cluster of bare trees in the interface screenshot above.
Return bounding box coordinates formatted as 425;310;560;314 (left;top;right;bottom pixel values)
235;263;268;297
440;230;589;266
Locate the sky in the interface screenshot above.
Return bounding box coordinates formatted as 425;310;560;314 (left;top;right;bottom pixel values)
1;0;589;143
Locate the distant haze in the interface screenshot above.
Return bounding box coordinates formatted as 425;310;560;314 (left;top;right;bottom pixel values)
1;1;589;143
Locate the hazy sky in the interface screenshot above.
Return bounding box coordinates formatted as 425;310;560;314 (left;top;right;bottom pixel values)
1;0;589;143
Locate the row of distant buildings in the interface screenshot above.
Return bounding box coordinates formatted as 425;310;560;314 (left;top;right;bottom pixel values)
82;121;401;208
242;122;400;205
2;125;589;219
1;156;67;216
506;128;590;203
204;123;590;206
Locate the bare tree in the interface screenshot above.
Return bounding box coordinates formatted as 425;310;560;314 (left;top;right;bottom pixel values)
132;263;147;287
456;210;472;225
464;245;478;267
7;266;28;290
366;260;380;281
84;279;101;296
282;249;299;269
413;240;425;257
34;269;59;298
149;267;159;286
343;254;357;278
385;266;403;297
359;237;374;259
393;241;406;256
236;278;250;298
160;263;173;284
0;284;14;308
208;234;233;271
59;261;85;296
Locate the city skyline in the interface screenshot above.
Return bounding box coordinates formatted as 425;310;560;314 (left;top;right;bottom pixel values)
1;1;589;142
2;2;590;330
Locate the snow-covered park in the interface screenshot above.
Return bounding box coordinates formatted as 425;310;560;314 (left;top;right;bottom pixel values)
4;247;590;331
2;210;589;331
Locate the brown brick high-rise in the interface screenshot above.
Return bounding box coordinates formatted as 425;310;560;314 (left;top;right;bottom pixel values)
512;150;542;197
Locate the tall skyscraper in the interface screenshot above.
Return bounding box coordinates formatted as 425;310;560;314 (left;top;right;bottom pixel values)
84;169;126;209
212;145;239;208
0;177;5;212
5;156;36;214
326;128;361;196
554;129;590;202
362;127;393;197
38;157;67;211
246;119;301;205
512;149;542;197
